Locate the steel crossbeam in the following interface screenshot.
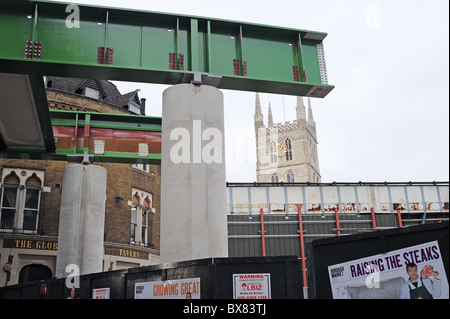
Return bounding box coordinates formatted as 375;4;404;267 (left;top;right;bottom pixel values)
0;0;333;163
0;0;333;97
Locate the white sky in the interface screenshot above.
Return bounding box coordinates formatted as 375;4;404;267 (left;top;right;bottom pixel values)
53;0;449;183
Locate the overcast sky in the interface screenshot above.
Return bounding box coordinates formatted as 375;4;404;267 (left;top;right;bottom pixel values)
54;0;449;183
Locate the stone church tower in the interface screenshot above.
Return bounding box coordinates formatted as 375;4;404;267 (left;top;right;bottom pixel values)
254;93;321;183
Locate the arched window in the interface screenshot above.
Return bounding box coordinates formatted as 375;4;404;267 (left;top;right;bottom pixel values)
0;172;19;229
285;138;293;161
1;169;44;232
23;175;42;231
130;193;140;244
287;171;295;183
270;141;277;163
271;173;279;183
129;189;153;247
142;197;150;245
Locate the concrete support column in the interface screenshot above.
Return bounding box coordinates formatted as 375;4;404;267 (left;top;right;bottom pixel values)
160;84;228;263
56;164;107;278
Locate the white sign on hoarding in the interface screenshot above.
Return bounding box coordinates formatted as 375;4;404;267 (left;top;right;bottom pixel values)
134;277;200;299
328;241;449;299
92;288;110;299
233;273;271;299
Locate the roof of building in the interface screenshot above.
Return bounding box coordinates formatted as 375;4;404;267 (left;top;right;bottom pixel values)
45;76;144;114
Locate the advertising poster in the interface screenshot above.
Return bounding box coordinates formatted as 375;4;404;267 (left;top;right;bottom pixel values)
92;288;110;299
233;273;271;299
134;277;200;299
328;241;449;299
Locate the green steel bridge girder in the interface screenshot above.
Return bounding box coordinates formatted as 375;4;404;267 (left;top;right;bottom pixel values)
0;0;334;98
0;0;334;164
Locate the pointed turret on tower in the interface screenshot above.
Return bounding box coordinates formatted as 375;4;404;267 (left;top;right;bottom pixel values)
254;92;264;129
307;97;316;135
295;96;307;125
267;101;274;127
307;98;315;123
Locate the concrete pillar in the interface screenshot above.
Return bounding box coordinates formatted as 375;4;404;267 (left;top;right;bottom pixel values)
160;84;228;263
55;164;107;278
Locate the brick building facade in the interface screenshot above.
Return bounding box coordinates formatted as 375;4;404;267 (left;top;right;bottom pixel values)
0;77;161;286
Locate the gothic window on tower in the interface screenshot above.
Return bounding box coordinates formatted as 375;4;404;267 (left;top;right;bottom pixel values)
271;173;279;183
287;170;295;183
270;141;278;163
285;138;293;161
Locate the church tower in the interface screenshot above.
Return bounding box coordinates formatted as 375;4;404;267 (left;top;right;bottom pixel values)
254;93;321;183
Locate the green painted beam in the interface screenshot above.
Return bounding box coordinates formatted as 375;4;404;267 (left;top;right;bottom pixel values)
0;148;162;165
0;0;334;98
50;110;162;132
0;110;162;164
